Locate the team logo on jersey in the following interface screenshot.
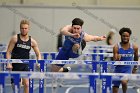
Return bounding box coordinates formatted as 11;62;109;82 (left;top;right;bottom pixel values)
121;54;133;57
68;37;79;44
17;44;31;49
124;61;138;65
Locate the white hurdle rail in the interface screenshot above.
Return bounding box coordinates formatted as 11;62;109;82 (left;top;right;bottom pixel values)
0;59;140;93
2;51;140;61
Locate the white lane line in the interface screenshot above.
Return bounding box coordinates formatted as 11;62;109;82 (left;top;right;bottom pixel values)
65;87;74;93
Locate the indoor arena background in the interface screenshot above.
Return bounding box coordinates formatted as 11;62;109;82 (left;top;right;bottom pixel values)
1;0;140;93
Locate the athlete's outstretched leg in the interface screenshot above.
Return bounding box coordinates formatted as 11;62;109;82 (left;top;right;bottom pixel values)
51;65;71;72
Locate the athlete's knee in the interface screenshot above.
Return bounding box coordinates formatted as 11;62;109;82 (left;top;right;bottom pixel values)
24;82;29;88
51;65;62;72
112;86;119;93
121;80;128;86
23;79;29;88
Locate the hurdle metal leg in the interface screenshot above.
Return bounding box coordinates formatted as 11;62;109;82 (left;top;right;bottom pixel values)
91;54;111;93
89;75;99;93
0;73;7;93
43;53;49;59
100;75;112;93
50;53;56;60
28;60;36;93
38;60;45;93
11;74;20;93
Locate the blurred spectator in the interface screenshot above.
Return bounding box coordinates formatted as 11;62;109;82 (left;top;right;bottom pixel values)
106;29;115;45
57;33;64;51
104;29;116;61
105;29;116;72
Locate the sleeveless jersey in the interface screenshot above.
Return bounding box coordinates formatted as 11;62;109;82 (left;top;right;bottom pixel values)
11;34;31;59
115;42;134;73
56;31;85;60
62;31;85;51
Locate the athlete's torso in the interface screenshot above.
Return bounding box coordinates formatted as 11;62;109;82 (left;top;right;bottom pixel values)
62;31;85;51
11;34;31;59
115;42;134;72
59;31;85;58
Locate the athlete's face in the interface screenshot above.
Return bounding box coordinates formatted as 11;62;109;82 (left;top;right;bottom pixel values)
121;32;130;44
20;24;29;36
72;25;82;34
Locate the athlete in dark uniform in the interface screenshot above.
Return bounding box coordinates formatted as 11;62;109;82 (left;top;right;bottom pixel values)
6;20;41;93
11;34;31;83
51;18;106;72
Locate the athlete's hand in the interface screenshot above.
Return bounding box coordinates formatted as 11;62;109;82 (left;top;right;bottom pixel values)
132;68;137;74
35;63;40;69
6;63;13;70
115;54;121;61
71;33;80;38
132;67;138;74
72;44;80;53
100;35;106;41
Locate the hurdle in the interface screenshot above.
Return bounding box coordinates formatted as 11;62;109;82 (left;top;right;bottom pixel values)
1;59;140;93
0;59;104;93
0;51;114;72
0;71;101;93
0;52;123;93
0;47;139;93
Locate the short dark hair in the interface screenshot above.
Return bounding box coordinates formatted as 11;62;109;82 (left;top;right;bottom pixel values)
119;27;132;36
72;18;84;27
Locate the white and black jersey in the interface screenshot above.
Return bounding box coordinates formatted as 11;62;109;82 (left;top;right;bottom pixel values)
11;34;31;59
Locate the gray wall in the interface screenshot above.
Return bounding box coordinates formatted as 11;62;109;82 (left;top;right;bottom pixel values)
0;4;140;52
1;0;140;6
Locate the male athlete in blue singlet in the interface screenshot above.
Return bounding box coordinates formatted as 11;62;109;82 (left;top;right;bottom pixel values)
112;27;139;93
51;18;106;72
6;20;41;93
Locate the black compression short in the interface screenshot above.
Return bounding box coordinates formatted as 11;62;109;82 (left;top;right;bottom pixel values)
11;63;29;84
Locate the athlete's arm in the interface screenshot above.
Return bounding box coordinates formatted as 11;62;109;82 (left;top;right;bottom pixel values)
113;44;121;61
31;38;41;60
84;33;106;42
133;44;139;61
132;44;139;73
60;25;80;38
6;35;17;69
